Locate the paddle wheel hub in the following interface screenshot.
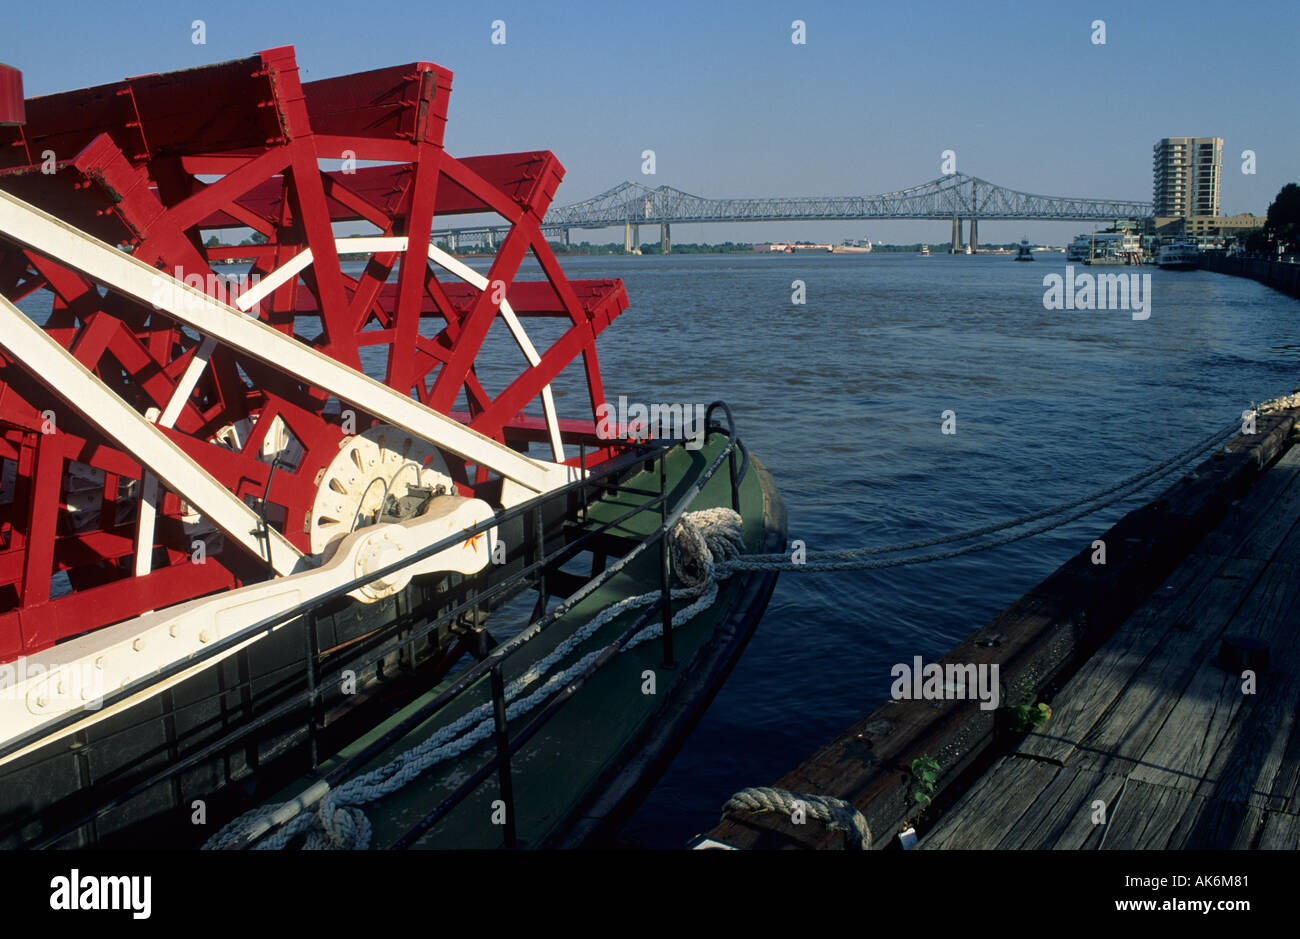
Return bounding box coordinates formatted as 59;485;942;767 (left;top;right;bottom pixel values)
308;424;453;555
0;47;632;657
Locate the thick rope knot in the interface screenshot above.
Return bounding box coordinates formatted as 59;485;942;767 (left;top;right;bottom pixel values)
669;507;745;588
305;795;372;850
722;786;871;850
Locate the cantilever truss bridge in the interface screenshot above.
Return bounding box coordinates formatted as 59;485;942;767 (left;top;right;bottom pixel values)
434;173;1154;251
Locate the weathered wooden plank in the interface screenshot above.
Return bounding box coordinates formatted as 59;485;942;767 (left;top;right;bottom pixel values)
1266;687;1300;810
1033;769;1125;849
1091;778;1194;849
1185;568;1300;812
1264;479;1300;561
1062;559;1264;780
1124;560;1300;793
1257;810;1300;849
919;756;1057;849
1017;552;1235;764
1165;795;1265;849
1196;685;1300;812
1198;442;1300;559
995;762;1088;847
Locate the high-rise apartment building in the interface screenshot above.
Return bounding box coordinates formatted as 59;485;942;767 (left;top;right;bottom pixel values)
1152;137;1222;217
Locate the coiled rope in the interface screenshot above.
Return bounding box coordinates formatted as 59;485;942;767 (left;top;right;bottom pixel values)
721;786;871;850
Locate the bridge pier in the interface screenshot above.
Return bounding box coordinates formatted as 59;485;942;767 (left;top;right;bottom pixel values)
661;222;671;255
448;231;457;251
632;225;640;252
624;222;632;253
950;215;963;254
486;229;495;250
968;218;978;254
561;228;569;249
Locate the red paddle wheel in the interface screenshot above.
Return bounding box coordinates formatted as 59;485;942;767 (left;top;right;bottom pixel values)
0;47;630;660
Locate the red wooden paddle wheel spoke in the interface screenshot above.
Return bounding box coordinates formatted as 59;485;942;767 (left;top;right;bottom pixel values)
0;47;630;657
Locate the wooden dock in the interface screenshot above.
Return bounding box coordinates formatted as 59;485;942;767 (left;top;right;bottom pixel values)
922;441;1300;849
705;406;1300;850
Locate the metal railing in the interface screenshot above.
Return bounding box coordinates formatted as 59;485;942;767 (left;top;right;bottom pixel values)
387;401;746;849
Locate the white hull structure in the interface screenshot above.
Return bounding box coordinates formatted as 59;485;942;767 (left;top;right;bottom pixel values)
1158;241;1203;270
1068;229;1145;266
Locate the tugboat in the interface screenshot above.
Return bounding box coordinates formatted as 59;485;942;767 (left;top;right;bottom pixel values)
0;47;784;849
1014;240;1035;261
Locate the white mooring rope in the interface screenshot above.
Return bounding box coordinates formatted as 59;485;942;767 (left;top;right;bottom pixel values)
721;786;871;850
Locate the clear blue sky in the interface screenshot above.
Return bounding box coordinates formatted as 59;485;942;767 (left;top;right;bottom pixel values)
4;0;1296;244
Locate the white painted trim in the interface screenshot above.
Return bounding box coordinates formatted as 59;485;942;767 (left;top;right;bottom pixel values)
135;335;220;576
0;498;495;768
0;294;307;576
0;190;568;496
233;248;314;312
159;335;217;427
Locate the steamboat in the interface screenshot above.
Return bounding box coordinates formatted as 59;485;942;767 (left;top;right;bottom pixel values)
0;47;784;849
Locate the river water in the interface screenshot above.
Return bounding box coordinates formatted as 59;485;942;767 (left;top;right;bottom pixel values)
509;251;1300;848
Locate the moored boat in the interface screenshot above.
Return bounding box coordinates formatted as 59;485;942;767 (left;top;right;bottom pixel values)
0;47;784;849
1070;228;1144;265
1158;240;1203;270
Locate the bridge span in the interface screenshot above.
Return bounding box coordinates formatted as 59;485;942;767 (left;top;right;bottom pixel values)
433;172;1153;253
